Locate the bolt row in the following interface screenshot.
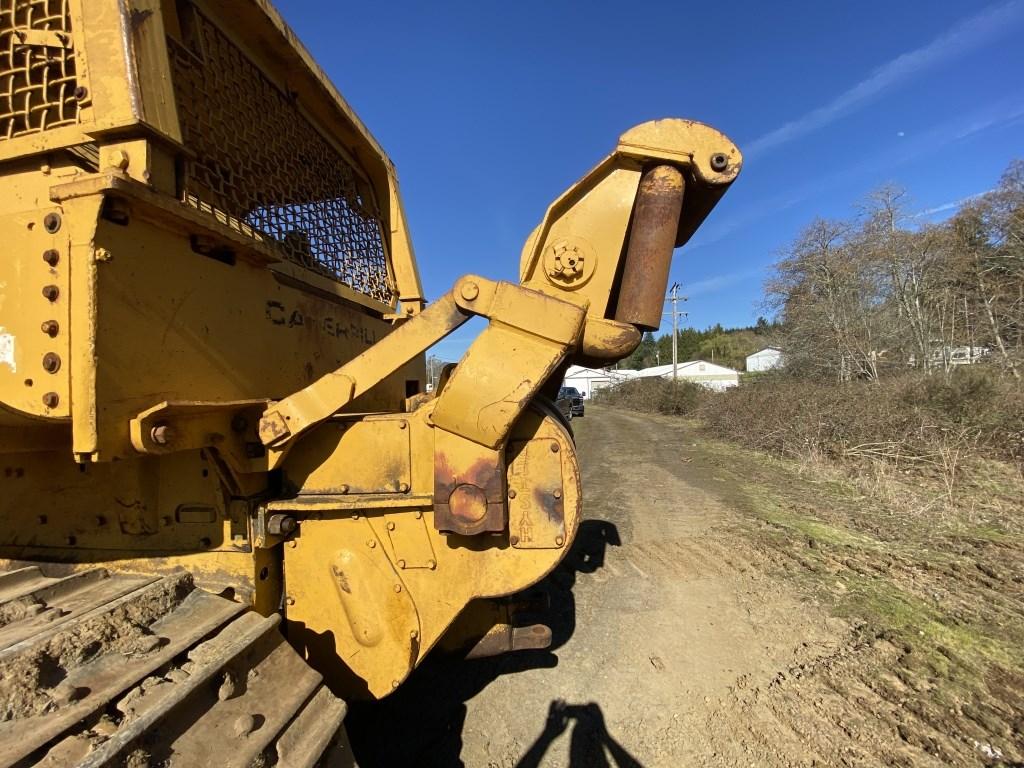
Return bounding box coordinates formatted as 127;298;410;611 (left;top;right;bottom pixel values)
40;213;62;410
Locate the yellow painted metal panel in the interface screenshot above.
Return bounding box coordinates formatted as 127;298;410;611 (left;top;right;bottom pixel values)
279;407;581;698
0;0;742;706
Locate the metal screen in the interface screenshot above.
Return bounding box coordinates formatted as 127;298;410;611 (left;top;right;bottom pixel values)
169;11;394;304
0;0;80;140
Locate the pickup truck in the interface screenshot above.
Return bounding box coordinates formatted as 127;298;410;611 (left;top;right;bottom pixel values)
558;386;585;417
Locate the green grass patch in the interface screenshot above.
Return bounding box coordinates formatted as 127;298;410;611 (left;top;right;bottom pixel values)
955;523;1018;543
757;500;877;549
835;576;1024;674
691;431;1024;683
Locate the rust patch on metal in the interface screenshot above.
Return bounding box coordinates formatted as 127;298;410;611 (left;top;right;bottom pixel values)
449;484;488;524
433;447;507;536
615;165;685;330
464;623;512;659
507;437;566;549
534;485;564;525
259;410;291;444
465;623;553;659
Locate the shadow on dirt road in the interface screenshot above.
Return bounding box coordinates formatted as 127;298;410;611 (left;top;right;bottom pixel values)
517;700;643;768
346;519;623;767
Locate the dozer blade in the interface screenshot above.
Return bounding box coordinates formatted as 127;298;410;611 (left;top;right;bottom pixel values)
0;568;353;768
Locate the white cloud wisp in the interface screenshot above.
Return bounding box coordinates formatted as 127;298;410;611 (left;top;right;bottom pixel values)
746;1;1024;157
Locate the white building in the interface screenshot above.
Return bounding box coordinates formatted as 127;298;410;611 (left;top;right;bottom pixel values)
634;360;739;391
745;347;782;372
563;365;636;398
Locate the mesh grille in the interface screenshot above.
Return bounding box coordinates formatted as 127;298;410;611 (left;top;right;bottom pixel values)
0;0;80;140
169;12;394;304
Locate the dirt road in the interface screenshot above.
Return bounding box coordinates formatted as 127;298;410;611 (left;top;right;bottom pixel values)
347;406;1023;767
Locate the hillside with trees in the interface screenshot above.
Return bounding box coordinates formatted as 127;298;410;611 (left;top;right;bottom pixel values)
619;318;779;371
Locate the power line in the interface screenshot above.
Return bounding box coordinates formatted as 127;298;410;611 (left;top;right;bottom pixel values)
666;283;688;381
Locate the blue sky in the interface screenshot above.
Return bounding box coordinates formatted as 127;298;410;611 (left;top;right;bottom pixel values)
276;0;1024;359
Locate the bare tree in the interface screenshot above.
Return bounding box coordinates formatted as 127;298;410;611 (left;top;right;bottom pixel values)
861;186;945;372
951;175;1022;380
767;159;1024;382
768;218;883;381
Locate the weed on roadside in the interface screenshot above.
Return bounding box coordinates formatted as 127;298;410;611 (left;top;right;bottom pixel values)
673;427;1024;765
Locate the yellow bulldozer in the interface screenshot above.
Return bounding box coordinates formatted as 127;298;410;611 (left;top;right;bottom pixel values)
0;1;741;764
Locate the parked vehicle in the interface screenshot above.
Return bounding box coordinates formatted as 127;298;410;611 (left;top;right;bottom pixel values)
559;386;586;417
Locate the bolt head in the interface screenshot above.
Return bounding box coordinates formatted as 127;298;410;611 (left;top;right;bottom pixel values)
555;536;564;546
42;352;61;373
393;583;402;593
710;153;729;172
367;539;376;548
399;482;410;493
285;596;295;606
509;535;520;546
42;249;59;266
387;521;396;531
42;285;59;301
460;281;479;301
397;559;407;569
507;489;517;499
41;320;59;337
42;392;59;408
398;420;408;430
550;443;560;453
267;514;297;535
150;424;173;445
43;213;61;233
73;85;88;101
553;489;562;499
427;559;436;570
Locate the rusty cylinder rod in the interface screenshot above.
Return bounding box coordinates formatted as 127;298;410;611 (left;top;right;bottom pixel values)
614;165;685;330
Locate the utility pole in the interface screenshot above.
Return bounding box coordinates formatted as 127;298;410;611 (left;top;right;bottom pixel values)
666;282;687;382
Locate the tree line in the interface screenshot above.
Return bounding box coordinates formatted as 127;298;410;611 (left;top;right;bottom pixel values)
768;159;1023;381
618;318;779;371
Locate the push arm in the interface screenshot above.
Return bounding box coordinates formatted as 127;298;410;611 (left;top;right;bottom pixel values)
258;119;741;455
